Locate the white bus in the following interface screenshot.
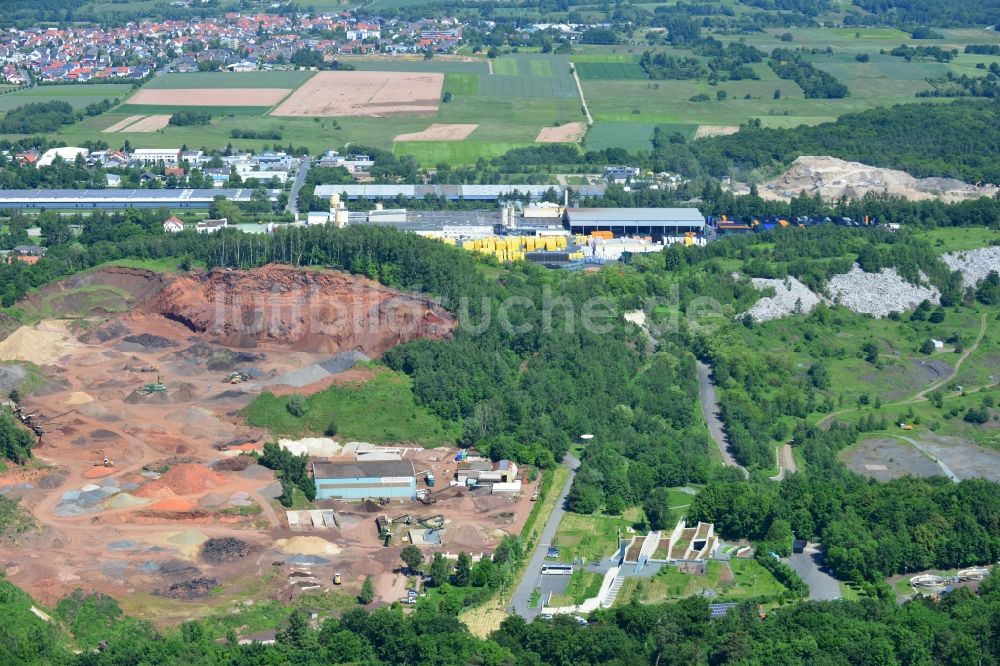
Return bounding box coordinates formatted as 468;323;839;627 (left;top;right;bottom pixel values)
541;564;573;575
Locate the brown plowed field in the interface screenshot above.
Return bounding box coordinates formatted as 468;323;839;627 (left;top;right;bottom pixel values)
270;71;443;117
535;122;586;143
128;88;291;106
395;123;478;141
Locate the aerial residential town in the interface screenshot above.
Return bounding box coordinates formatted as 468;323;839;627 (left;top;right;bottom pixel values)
0;12;464;84
0;0;1000;662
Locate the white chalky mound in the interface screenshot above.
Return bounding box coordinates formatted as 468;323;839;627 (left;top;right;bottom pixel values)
746;277;822;322
942;246;1000;289
826;265;939;318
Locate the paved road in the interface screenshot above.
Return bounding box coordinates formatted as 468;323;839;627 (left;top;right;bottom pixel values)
783;545;841;600
696;361;747;476
509;453;579;619
286;156;311;215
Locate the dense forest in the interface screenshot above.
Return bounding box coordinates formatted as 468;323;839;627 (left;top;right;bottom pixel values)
852;0;1000;26
653;100;1000;182
768;49;849;99
1;569;999;665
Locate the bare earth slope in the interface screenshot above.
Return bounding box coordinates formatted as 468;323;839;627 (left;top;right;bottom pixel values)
762;155;999;203
146;265;454;354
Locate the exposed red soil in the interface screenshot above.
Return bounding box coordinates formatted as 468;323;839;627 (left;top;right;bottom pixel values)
144;265;454;355
134;464;226;499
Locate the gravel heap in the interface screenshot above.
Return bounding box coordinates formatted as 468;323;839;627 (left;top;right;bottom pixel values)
826;265;939;318
745;277;822;322
122;333;177;349
201;537;251;563
942;246;1000;289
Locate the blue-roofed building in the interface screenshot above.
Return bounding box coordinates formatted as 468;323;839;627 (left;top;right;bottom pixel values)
312;460;416;501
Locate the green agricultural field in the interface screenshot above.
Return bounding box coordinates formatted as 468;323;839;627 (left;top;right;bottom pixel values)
571;53;641;63
574;62;647;80
808;53;947;101
114;105;271;116
585;122;658;152
340;58;488;74
0;84;133;113
394;141;533;166
241;365;459;447
492;58;519;76
443;73;478;96
142;71;315;89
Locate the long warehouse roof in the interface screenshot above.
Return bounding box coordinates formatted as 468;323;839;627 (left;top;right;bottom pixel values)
566;207;705;225
313;184;607;199
0;188;256;203
313;460;416;480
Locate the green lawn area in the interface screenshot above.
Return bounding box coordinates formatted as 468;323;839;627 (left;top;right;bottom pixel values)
241;365;459;446
547;570;604;606
0;84;134;113
143;71;315;89
915;227;1000;253
616;558;787;606
551;510;642;565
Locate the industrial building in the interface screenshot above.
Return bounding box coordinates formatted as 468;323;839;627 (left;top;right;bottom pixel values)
0;188;265;210
565;208;705;239
312;460;416;501
313;183;606;201
132;148;182;165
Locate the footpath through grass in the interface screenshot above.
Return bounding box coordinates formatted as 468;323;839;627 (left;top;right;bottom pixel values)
242;365;459;446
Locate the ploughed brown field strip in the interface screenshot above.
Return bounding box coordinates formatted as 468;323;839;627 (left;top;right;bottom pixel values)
128;88;292;106
270;71;444;117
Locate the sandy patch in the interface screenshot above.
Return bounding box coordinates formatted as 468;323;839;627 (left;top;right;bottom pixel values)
271;71;443;117
102;115;145;133
148;498;196;511
64;391;94;406
276;536;342;556
277;437;342;457
536;122;586;143
395;123;478;141
0;322;80;365
122;114;171;132
82;466;118;479
128;88;291;107
694;125;740;139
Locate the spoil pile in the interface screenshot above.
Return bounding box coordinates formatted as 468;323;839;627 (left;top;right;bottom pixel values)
156;577;218;599
134;464;226;499
942;246;1000;289
762;156;999;203
201;537;251;563
826;265;939;317
0;324;77;365
745;277;821;322
147;265;454;355
0;364;27;391
276;536;342;556
122;334;177;349
277;437;341;457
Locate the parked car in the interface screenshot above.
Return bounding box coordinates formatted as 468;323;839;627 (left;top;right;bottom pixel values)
546;547;559;558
